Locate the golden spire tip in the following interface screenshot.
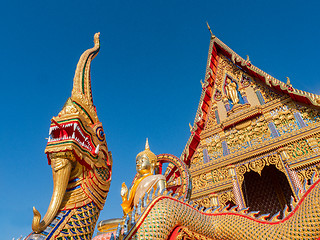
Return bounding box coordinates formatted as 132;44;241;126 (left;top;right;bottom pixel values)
145;138;150;150
206;22;213;36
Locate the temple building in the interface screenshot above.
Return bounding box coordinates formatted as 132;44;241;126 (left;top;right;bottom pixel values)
24;31;320;240
182;26;320;218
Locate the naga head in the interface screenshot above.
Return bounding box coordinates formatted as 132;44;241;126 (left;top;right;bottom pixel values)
32;33;112;234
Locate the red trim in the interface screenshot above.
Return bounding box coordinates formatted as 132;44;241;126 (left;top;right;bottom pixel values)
167;226;183;240
184;42;218;165
127;178;320;239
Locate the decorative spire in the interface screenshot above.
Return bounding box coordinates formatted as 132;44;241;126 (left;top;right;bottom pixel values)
145;138;150;150
206;21;214;37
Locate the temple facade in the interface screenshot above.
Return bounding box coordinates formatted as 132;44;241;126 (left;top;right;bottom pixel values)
182;27;320;218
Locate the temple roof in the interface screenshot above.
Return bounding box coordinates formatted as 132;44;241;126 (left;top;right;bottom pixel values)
181;27;320;166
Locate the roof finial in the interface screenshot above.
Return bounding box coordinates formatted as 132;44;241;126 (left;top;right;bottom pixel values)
246;55;251;63
206;21;214;37
145;138;150;150
286;77;292;87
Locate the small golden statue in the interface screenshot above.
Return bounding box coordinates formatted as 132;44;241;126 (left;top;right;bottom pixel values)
225;77;239;105
120;139;166;214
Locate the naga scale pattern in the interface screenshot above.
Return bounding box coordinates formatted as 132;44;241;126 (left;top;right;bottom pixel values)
108;174;320;240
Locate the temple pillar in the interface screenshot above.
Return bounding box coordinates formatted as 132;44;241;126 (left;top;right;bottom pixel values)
211;193;219;208
307;136;320;153
278;148;305;198
228;165;245;209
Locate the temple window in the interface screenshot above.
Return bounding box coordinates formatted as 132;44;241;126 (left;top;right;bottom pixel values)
293;112;307;128
255;90;265;105
215;110;220;124
203;148;210;163
268;122;280;138
222;141;230;156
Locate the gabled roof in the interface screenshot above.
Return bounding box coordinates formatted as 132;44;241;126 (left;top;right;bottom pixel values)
181;27;320;166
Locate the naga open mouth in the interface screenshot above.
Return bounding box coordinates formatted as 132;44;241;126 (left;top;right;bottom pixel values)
47;119;97;155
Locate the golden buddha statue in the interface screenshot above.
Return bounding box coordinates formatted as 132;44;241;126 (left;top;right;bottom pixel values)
225;78;239;105
120;139;166;214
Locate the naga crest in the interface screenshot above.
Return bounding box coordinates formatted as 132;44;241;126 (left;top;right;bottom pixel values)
29;33;112;239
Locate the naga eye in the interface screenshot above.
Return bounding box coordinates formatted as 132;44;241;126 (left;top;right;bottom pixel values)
96;126;105;141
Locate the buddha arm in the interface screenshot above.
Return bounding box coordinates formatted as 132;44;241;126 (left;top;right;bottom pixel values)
156;179;166;193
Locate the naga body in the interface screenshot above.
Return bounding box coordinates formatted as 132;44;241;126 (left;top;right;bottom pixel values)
26;33;112;240
95;174;320;240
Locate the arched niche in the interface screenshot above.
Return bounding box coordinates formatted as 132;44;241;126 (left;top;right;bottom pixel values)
241;165;293;219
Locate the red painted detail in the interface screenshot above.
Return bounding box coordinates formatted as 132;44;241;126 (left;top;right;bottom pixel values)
51;118;62;129
158;162;163;175
166;185;181;193
167;226;183;240
129;178;320;239
183;41;220;165
166;166;177;182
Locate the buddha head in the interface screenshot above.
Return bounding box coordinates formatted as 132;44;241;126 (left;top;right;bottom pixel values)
136;138;157;176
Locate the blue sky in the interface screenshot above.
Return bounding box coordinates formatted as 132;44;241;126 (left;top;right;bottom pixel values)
1;0;320;238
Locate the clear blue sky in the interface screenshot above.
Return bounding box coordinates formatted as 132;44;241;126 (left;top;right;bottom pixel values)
1;0;320;239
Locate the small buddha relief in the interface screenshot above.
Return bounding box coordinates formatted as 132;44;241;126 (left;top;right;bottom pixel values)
214;89;222;101
224;76;240;106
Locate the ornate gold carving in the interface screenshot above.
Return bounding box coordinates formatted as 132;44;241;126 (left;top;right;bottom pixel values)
202;104;217;134
207;136;223;161
271;104;299;135
235;119;252;130
253;80;280;103
215;55;242;89
225;115;271;154
190;146;204;168
248;158;265;175
218;190;235;207
297;166;320;184
211;167;229;183
193;193;220;209
236;154;284;186
192;173;208;191
226;103;251;116
298;105;320;125
286;138;313;160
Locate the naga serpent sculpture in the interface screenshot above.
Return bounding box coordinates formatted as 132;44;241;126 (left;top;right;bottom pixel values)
26;33;112;240
95;173;320;240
